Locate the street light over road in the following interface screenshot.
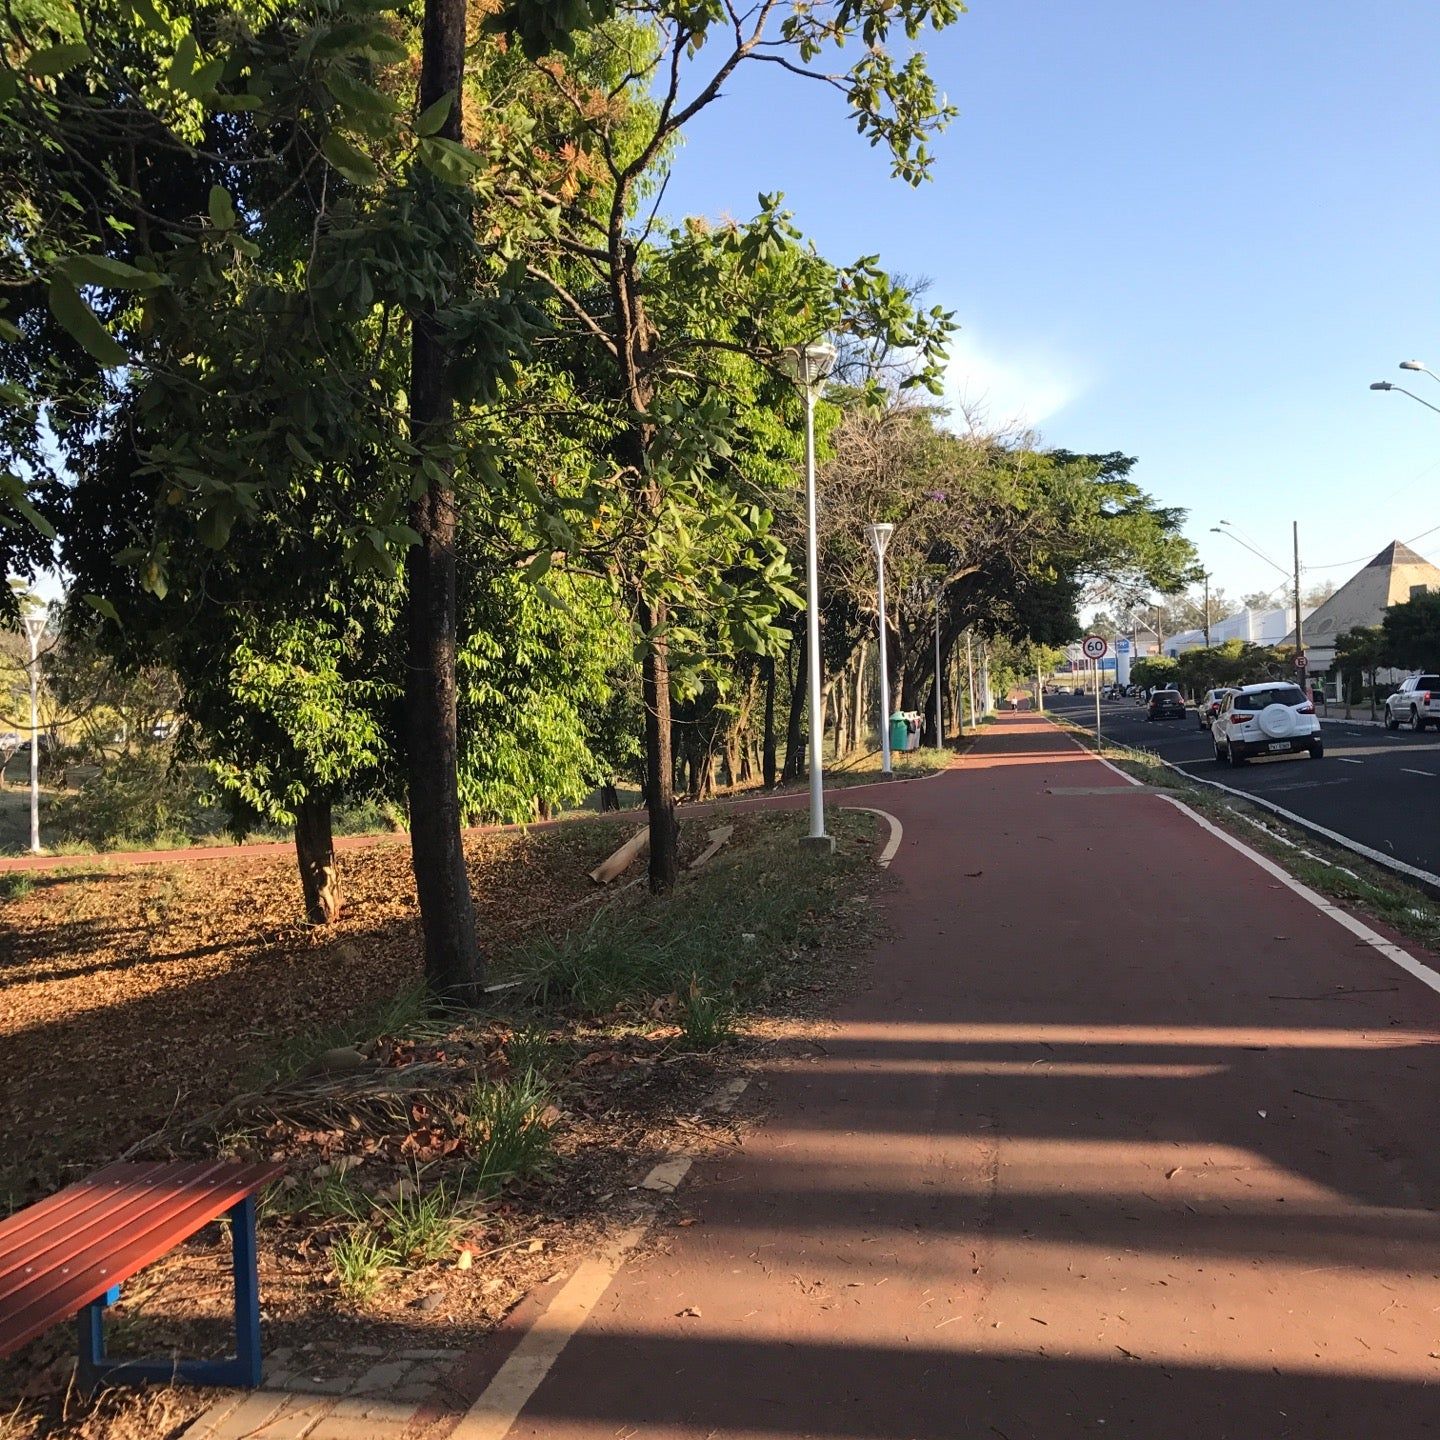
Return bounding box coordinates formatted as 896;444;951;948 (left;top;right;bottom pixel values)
781;339;838;852
1369;379;1440;417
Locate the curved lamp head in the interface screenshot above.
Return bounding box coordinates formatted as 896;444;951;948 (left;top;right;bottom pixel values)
866;521;895;560
1370;380;1394;391
21;608;47;645
1399;359;1427;372
781;340;838;393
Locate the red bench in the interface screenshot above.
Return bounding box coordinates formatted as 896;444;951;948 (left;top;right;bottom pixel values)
0;1160;282;1391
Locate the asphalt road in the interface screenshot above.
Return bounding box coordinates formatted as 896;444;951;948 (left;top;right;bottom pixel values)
1046;691;1440;879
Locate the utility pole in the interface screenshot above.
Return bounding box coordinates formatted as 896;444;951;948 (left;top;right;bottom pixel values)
1293;520;1306;699
1203;573;1211;648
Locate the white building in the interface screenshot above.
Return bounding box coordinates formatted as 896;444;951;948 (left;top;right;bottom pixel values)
1163;604;1313;657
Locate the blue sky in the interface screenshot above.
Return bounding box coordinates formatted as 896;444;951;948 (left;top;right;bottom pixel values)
660;0;1440;609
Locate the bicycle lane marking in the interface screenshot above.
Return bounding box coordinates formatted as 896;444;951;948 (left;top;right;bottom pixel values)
1050;718;1440;1000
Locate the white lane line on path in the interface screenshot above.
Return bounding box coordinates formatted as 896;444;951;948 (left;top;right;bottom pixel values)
841;805;904;867
448;1221;654;1440
1338;757;1364;765
1154;793;1440;1001
1050;719;1440;999
1053;719;1440;894
1402;768;1438;777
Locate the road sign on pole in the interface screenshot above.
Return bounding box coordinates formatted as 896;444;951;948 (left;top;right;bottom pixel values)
1293;651;1308;671
1082;635;1108;661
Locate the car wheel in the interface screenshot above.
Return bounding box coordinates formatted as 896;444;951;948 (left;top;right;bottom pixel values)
1228;742;1247;767
1214;742;1225;762
1411;707;1422;731
1386;710;1400;731
1309;741;1324;760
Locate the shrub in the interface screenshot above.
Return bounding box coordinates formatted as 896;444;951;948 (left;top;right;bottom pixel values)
465;1069;555;1191
47;751;198;849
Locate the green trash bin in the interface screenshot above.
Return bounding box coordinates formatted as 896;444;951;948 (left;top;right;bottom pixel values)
889;713;910;753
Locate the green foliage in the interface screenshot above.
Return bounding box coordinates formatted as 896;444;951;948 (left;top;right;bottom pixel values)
510;811;874;1017
463;1069;556;1191
372;1180;473;1265
0;874;34;903
678;976;735;1049
1129;656;1178;690
329;1225;396;1302
1171;639;1286;697
1381;592;1440;672
47;751;197;848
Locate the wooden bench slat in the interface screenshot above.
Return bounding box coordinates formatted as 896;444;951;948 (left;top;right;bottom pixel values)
0;1162;232;1293
0;1162;281;1361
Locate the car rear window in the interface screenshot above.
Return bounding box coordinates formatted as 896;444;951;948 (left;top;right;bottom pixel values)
1418;676;1440;690
1236;686;1305;709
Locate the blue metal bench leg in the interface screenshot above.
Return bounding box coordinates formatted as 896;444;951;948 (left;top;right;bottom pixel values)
230;1194;262;1388
73;1197;263;1390
76;1285;121;1394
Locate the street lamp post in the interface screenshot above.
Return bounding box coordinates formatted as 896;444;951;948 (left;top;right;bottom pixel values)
1369;379;1440;417
867;522;895;776
933;585;943;747
782;340;838;851
21;607;46;855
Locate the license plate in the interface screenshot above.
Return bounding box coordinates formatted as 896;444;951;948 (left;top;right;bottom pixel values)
1267;741;1290;752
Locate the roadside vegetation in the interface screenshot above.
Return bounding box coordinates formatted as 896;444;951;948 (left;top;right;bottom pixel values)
0;806;881;1434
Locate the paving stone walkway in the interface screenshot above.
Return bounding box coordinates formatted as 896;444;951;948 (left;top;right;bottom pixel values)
184;1341;464;1439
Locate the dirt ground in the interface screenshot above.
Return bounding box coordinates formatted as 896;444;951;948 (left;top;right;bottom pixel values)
0;806;882;1438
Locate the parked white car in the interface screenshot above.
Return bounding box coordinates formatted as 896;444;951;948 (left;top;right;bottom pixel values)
1383;673;1440;733
1211;682;1322;766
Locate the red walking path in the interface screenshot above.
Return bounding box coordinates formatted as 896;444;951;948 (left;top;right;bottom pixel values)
438;714;1440;1440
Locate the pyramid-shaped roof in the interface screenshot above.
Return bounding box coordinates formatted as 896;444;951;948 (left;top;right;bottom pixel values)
1287;540;1440;648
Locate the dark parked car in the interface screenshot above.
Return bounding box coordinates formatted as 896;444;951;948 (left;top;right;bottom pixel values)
1146;689;1187;721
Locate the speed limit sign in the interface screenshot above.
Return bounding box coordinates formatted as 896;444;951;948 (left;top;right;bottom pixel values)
1082;635;1108;660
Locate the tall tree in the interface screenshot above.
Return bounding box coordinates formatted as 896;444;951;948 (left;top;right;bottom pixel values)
491;0;961;889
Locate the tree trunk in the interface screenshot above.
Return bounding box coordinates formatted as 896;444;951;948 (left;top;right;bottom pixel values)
405;0;479;1005
295;794;340;925
762;655;777;789
782;632;806;783
850;641;867;753
639;598;681;891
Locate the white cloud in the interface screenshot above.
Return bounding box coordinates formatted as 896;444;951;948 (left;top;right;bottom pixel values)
943;332;1089;434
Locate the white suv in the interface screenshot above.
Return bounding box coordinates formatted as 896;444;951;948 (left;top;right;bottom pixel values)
1212;682;1322;766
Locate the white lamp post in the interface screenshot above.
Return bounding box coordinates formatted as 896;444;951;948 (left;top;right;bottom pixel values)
782;339;838;850
867;522;895;775
21;606;47;855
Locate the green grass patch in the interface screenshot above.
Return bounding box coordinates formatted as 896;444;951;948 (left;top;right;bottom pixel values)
372;1179;474;1265
464;1068;556;1192
505;809;877;1021
263;982;447;1085
678;975;736;1049
0;874;33;903
329;1225;396;1303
